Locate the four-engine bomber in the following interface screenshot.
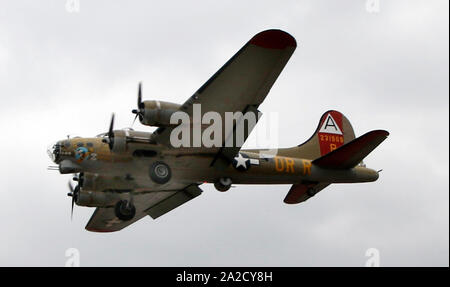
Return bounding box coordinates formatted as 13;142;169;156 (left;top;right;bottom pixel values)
48;29;388;232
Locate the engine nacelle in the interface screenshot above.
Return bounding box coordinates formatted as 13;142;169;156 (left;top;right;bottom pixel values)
111;130;127;153
75;173;124;207
59;159;82;174
76;190;121;207
139;100;181;127
80;173;135;191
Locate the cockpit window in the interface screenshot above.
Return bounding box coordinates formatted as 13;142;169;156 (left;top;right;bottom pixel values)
86;142;94;147
76;142;84;147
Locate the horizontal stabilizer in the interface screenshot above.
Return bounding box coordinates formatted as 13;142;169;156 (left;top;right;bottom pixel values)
312;130;389;169
284;182;330;204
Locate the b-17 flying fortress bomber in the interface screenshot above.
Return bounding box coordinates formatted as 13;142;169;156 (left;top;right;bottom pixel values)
47;29;389;232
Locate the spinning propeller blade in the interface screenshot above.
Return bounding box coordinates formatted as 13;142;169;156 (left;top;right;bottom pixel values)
131;82;143;127
102;113;115;150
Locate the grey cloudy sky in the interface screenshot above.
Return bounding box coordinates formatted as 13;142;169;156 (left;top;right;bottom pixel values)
0;0;448;266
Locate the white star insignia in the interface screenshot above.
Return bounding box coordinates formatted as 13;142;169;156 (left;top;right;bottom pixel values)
234;153;249;169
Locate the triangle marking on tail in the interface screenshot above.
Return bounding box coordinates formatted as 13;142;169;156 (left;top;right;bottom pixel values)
319;114;343;135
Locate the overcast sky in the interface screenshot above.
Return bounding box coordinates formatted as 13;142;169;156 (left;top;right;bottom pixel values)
0;0;448;266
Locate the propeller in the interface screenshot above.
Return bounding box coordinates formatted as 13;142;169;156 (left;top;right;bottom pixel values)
131;82;143;126
67;181;80;220
102;113;115;150
107;113;115;149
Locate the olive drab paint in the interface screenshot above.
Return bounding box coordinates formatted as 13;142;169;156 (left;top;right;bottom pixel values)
47;29;388;232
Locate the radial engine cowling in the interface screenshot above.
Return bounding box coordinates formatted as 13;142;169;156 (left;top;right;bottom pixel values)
138;100;181;127
111;130;127;153
75;173;122;207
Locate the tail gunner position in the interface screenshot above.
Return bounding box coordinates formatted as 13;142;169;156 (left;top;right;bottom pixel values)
47;30;388;232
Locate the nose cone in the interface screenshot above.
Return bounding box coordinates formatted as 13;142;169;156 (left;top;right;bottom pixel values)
47;141;60;163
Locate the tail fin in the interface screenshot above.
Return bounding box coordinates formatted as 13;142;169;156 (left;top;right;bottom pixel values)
277;110;356;160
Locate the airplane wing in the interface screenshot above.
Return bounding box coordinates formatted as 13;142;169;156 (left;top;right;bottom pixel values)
85;185;202;232
151;29;297;168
